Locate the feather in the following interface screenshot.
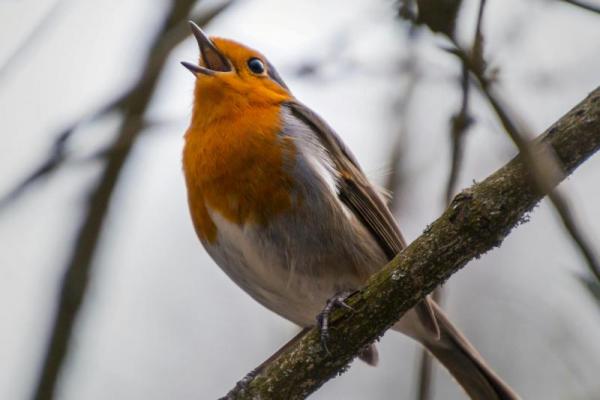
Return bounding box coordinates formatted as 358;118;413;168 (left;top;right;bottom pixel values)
284;100;439;337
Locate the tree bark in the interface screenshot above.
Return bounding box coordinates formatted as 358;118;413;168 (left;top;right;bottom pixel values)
222;87;600;399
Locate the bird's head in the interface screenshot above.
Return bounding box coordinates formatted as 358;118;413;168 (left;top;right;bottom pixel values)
182;22;291;113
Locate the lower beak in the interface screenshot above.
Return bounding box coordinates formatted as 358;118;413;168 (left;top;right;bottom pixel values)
181;61;214;76
181;21;230;76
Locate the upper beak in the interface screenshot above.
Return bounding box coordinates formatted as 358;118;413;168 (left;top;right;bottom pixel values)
181;21;231;76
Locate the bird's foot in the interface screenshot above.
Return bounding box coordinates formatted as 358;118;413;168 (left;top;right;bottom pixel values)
316;290;355;354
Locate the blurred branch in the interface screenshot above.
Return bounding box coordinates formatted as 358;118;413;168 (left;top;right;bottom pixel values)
417;2;482;397
415;350;434;400
0;2;227;209
559;0;600;15
0;97;124;209
385;48;421;211
413;0;463;37
407;0;600;283
0;0;67;83
443;0;485;205
444;65;472;205
449;39;600;283
30;2;232;400
444;60;473;205
0;126;70;209
578;273;600;303
467;61;600;281
403;2;600;394
222;87;600;399
382;37;438;400
418;63;470;400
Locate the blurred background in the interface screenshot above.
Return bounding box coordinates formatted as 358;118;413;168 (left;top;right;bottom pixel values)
1;0;600;399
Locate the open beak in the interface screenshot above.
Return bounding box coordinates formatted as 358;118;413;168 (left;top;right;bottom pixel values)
181;21;231;76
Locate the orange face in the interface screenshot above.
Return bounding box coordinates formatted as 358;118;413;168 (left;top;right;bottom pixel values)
200;37;289;95
183;34;292;127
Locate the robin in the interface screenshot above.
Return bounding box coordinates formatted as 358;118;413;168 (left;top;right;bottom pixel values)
181;21;519;400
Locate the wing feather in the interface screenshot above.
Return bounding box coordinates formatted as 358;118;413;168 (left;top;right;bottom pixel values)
285;101;406;257
285;100;439;336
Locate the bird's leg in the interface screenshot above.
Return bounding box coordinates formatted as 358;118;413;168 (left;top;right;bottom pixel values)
316;290;355;354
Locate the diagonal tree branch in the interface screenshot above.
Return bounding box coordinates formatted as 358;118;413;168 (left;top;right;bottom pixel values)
222;87;600;399
29;2;232;399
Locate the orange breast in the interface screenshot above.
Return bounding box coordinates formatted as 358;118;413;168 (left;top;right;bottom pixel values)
183;97;296;243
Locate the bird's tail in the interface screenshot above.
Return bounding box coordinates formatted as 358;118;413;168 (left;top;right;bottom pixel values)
416;301;520;400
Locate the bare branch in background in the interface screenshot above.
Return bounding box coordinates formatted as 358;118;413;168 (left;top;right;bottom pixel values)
445;63;472;206
442;0;485;206
0;3;225;210
0;126;71;209
382;38;438;400
559;0;600;15
222;86;600;400
472;0;487;72
0;96;124;209
0;0;67;83
578;274;600;303
453;43;600;283
29;2;232;399
414;2;482;397
408;0;600;286
385;48;421;212
398;0;418;22
415;338;436;400
414;0;463;37
292;34;350;78
417;51;469;400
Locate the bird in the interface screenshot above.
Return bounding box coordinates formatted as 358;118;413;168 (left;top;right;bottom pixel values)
181;21;520;400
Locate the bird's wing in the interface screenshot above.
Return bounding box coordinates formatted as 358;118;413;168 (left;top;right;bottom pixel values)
284;100;439;336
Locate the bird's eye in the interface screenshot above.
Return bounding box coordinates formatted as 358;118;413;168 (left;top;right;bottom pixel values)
247;58;265;74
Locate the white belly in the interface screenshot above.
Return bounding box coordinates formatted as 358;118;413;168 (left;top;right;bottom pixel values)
202;198;387;327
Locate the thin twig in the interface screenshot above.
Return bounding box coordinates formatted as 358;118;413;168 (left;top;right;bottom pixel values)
418;65;470;400
386;48;421;211
0;3;223;210
0;0;67;83
417;3;483;397
472;0;487;72
549;192;600;281
560;0;600;15
414;0;464;37
444;64;472;205
0;96;124;209
0;126;71;209
416;350;435;400
578;273;600;303
30;2;232;399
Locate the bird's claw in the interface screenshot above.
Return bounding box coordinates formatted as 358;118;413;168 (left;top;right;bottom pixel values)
316;291;355;354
